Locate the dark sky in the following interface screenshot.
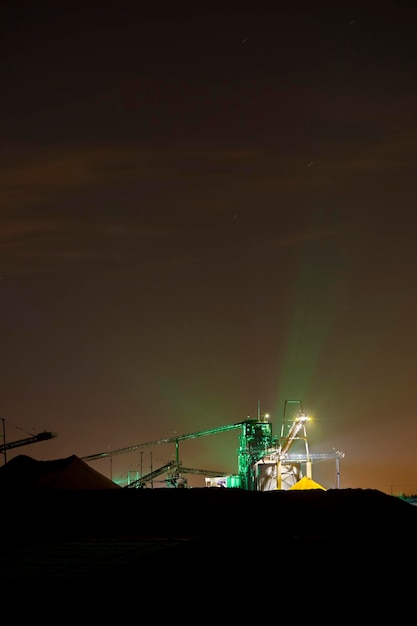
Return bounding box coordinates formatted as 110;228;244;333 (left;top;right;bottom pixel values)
1;0;417;493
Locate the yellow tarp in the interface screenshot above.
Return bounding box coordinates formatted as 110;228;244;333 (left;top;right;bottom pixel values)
289;476;326;490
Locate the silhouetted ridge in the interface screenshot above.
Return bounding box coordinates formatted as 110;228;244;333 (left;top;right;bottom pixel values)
0;454;120;490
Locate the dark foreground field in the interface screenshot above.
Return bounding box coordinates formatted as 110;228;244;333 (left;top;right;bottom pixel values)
1;486;416;616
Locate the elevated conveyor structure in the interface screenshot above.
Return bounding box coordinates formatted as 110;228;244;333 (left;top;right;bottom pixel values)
1;427;57;465
82;421;247;488
82;402;344;490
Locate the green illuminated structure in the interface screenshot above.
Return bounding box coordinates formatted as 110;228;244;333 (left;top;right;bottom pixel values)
237;419;274;490
82;402;344;490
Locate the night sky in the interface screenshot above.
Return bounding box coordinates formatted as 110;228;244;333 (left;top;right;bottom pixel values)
1;1;417;493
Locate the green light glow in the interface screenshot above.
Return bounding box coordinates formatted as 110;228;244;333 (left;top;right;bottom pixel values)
274;236;347;416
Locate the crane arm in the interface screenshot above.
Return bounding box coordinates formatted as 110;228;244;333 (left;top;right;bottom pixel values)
125;461;177;488
178;466;229;477
279;414;309;457
269;452;345;463
175;422;244;442
81;421;245;462
0;431;57;453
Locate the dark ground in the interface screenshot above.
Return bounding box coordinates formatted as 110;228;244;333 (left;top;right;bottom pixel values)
1;486;416;616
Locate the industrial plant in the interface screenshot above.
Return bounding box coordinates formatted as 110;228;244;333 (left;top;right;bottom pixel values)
81;400;344;491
